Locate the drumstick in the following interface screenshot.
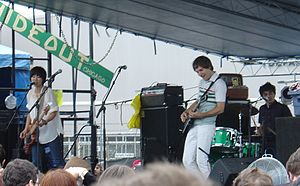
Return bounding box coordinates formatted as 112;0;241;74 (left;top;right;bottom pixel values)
251;116;259;135
267;127;277;136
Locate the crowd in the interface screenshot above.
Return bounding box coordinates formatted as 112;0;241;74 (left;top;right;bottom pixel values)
0;142;300;186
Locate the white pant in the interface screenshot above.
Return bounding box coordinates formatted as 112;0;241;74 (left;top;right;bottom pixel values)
182;124;215;178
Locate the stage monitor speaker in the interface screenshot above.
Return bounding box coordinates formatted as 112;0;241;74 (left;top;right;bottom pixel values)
209;157;255;186
141;105;184;165
276;117;300;165
0;110;19;162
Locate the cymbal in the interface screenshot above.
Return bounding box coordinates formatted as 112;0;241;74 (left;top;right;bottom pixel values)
224;103;259;116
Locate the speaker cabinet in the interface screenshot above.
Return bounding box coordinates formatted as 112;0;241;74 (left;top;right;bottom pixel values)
276;117;300;165
0;110;19;162
209;157;255;186
141;106;184;165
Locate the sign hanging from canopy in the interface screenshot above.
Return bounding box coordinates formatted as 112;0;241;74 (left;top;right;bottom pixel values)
0;2;114;88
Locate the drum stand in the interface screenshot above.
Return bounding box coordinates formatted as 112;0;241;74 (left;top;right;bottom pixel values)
235;100;253;158
238;112;243;158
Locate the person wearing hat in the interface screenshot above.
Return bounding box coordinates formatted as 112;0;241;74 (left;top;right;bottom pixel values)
64;156;97;185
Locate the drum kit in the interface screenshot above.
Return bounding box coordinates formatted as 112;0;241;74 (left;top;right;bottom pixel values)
210;100;262;163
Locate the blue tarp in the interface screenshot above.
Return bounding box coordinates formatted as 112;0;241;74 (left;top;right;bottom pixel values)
0;45;30;70
0;44;31;114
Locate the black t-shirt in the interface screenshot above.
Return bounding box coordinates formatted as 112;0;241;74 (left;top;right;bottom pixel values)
258;100;292;137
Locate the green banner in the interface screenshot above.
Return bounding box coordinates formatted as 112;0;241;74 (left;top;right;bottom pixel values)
0;2;113;88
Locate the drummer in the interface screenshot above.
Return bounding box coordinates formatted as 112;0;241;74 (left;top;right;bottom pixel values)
257;82;292;156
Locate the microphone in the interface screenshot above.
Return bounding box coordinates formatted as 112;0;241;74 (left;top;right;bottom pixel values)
29;82;35;86
48;69;62;80
263;96;270;108
118;65;127;70
250;97;263;104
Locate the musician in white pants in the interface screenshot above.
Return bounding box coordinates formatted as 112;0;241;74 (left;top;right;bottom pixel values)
181;56;227;178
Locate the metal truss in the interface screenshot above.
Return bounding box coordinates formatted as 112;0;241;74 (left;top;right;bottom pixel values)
229;56;300;79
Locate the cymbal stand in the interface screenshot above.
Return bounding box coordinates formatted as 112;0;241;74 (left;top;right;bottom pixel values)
238;111;243;158
248;103;252;144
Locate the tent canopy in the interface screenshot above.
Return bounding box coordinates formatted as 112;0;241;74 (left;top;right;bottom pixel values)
0;44;30;70
0;44;30;111
8;0;300;59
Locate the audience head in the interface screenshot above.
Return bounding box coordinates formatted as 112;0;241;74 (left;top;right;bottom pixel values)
99;162;212;186
0;144;5;167
94;162;104;178
2;158;38;186
286;147;300;182
0;144;4;186
40;169;76;186
233;167;273;186
64;156;91;171
131;159;142;171
97;164;134;184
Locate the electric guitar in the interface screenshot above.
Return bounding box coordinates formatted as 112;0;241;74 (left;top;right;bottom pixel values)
181;100;200;135
181;76;220;135
23;105;49;155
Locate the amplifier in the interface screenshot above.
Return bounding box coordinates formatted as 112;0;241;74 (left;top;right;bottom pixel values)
219;73;243;87
227;86;249;100
219;73;248;100
141;83;183;107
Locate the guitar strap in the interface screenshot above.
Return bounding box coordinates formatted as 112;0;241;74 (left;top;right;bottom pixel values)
198;75;221;105
37;86;46;119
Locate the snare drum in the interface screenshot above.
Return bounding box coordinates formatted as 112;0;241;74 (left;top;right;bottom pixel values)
211;127;238;153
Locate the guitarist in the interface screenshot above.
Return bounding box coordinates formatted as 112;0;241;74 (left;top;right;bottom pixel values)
180;56;227;178
19;66;64;172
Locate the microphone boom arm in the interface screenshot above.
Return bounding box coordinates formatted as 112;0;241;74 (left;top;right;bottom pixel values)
96;67;124;117
95;66;125;169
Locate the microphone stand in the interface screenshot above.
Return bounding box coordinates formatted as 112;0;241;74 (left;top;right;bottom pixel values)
6;87;31;131
27;77;55;170
96;67;124;169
